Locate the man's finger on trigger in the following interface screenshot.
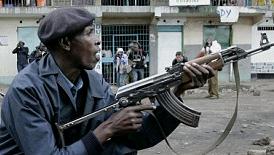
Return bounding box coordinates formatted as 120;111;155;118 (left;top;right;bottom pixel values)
202;64;215;77
193;63;209;74
187;63;202;76
183;64;195;77
202;64;215;73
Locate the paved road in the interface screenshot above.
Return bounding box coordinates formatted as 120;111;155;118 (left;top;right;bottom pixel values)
139;79;274;155
1;80;273;155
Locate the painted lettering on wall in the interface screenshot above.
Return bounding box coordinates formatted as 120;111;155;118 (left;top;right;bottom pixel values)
216;6;239;23
217;9;231;18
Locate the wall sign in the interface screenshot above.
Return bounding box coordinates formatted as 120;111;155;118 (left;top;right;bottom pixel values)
217;6;239;23
0;36;8;46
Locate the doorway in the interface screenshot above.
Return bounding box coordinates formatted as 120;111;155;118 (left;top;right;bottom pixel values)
203;25;231;81
17;27;40;53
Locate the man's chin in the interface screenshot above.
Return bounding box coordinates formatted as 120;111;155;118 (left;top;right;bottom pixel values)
82;64;94;70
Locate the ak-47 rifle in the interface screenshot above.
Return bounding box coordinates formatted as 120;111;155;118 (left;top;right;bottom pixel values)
56;33;274;147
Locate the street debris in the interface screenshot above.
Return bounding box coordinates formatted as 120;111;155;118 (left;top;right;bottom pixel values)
252;137;271;146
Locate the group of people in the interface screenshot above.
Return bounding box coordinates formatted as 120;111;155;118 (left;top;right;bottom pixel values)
115;41;147;87
12;41;48;72
0;7;216;155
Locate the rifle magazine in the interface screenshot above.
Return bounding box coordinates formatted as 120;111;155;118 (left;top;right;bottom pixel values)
156;90;201;127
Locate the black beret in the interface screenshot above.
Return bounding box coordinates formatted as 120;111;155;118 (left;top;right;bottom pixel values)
38;8;95;45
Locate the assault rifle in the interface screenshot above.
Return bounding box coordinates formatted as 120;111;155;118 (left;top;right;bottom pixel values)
56;33;274;146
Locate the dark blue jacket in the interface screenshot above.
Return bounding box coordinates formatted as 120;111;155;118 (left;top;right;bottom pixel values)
0;54;180;155
12;46;29;65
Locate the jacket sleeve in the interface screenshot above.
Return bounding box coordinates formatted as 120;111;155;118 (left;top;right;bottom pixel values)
12;47;19;54
1;86;102;155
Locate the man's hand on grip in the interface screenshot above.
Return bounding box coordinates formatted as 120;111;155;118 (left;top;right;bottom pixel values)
93;104;156;144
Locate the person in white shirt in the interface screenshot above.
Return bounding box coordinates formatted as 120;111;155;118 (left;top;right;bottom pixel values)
116;48;130;86
197;38;221;99
94;52;102;74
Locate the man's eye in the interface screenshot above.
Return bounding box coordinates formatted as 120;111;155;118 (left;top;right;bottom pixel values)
86;28;94;35
91;29;96;34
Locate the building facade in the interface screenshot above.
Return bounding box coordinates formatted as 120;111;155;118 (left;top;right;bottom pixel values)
0;0;273;85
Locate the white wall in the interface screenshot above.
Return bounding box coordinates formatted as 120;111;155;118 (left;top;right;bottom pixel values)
232;18;253;44
251;20;274;63
157;31;182;73
184;18;203;45
0;17;39;84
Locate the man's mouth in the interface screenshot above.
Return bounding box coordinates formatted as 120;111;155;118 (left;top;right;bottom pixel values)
95;41;100;46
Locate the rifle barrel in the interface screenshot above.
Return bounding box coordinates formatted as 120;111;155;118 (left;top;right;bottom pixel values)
246;43;274;56
58;102;119;130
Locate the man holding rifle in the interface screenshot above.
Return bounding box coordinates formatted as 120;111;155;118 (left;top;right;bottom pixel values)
0;8;214;155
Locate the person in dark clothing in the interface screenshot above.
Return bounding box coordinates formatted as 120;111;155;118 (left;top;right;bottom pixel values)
28;43;48;63
12;41;29;72
172;51;188;97
172;51;188;66
128;41;147;82
0;8;215;155
28;46;42;63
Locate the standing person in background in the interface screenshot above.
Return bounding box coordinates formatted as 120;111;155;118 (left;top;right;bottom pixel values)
128;41;147;83
29;43;48;63
114;49;121;87
94;52;102;74
172;51;188;66
29;46;42;63
12;41;29;72
116;48;130;86
197;38;222;99
172;51;188;97
29;45;42;63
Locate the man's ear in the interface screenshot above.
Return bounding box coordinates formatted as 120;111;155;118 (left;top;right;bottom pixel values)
59;37;71;51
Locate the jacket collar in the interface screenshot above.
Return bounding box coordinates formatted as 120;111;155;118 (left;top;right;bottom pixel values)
39;54;59;76
39;53;105;99
86;70;105;99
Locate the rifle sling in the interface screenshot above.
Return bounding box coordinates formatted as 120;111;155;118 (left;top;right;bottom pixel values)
147;110;180;155
201;61;240;155
154;62;240;155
